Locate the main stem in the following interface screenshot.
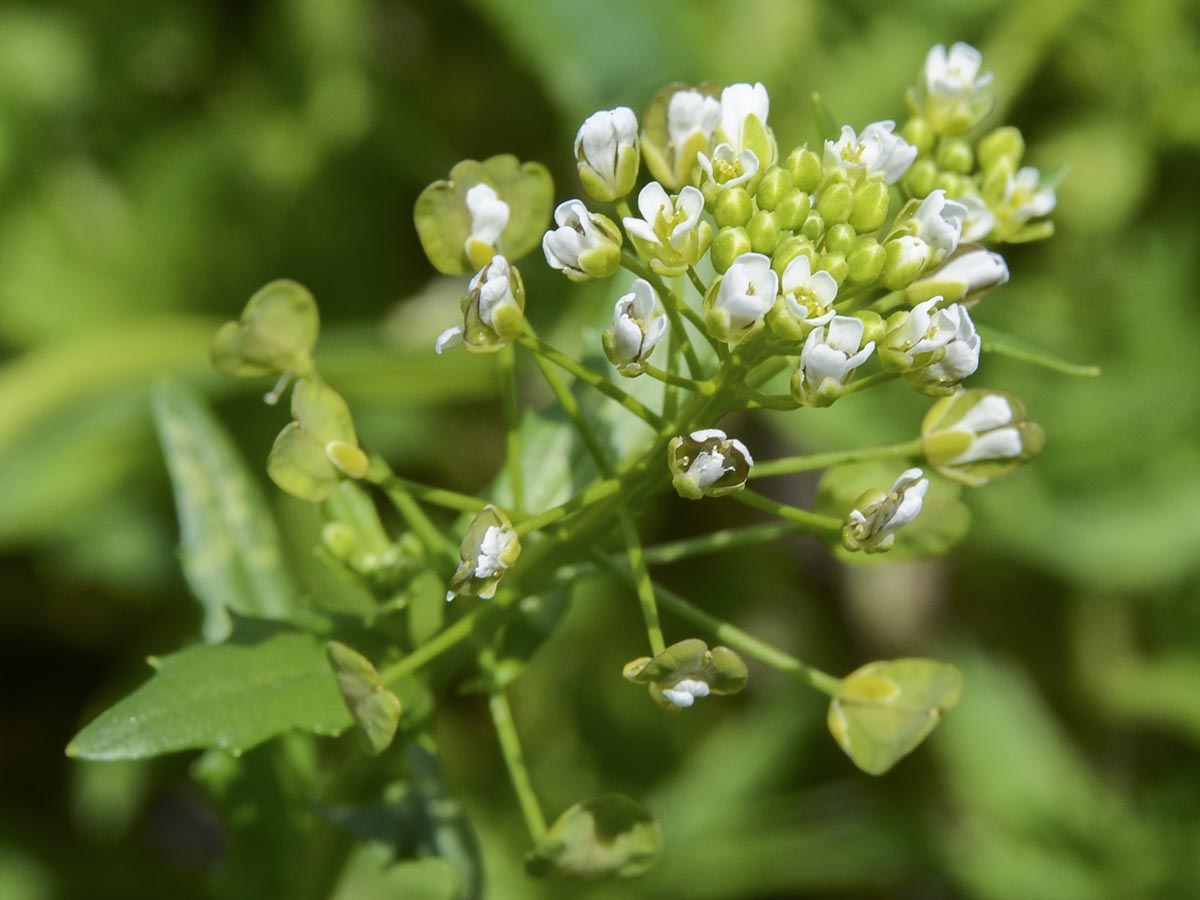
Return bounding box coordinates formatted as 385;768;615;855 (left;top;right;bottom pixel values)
486;683;547;841
750;438;924;479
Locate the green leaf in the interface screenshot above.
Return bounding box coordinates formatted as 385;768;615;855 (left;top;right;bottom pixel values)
67;629;352;760
977;323;1100;377
327;641;401;755
210;279;319;379
827;658;963;775
815;462;971;564
152;381;299;641
524;794;664;881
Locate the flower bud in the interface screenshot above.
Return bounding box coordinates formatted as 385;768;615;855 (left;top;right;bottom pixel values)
704;251;778;343
446;505;521;601
921;389;1045;486
977;126;1024;172
667;429;754;500
623;638;748;711
815;252;849;285
716;82;777;169
755;167;793;210
849;179;890;233
907;246;1009;304
542;200;623;282
770;235;813;275
575;106;640;202
900;116;935;154
852;309;886;346
825;223;856;254
842;468;929;553
936;138;974;174
711;226;752;273
747;209;781;254
785;146;823;192
602;279;668;376
846;239;886;284
800;212;825;241
791;315;875;407
880;236;931;289
622;182;711;277
640;83;722;190
907;189;967;260
713;187;753;228
435;256;525;355
775;188;812;230
817;181;853;224
917;43;994;135
901;157;938;198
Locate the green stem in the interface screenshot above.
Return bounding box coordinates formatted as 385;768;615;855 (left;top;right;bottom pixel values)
486;679;547;841
529;355;612;472
751;438;923;479
518;332;666;430
498;345;525;516
367;460;459;564
841;370;900;396
641;363;715;395
618;510;666;655
366;457;489;514
513;476;623;536
868;290;909;314
641;520;815;564
730;489;842;534
686;267;708;297
620;255;708;377
379;598;504;684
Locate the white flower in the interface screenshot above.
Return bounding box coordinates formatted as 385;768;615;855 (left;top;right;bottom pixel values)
824;120;917;185
893;299;980;391
661;678;711;708
718;82;770;153
623;182;704;252
668;428;754;500
697;142;759;190
667;90;721;155
575;106;639;200
941;394;1024;466
542;199;621;280
706;252;778;342
474;524;518;579
435;255;522;354
794;315;875;406
844;468;929;553
924;42;993;102
780;255;838;328
920;389;1045;486
930;248;1009;296
604;279;667;372
958;193;996;242
911;189;968;259
464;183;509;251
1006;166;1057;222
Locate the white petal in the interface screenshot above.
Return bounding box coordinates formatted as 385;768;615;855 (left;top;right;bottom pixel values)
435;326;463;354
948;426;1023;465
956;393;1014;432
781;255;813;294
636;181;671;223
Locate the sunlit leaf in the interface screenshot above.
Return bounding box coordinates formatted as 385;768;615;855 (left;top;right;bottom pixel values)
525;794;664;880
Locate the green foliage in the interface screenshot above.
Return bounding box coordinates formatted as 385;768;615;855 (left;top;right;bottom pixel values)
524;795;663;880
67;629;351;760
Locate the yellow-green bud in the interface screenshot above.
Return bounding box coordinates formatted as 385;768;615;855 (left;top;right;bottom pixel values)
825;223;856;254
747;210;781;254
880;236;930;290
936;138;974;174
785;147;822;192
851;310;886;346
849;179;890;233
900;117;935;155
801;212;825;241
756;167;793;211
934;172;968;196
714;188;754;228
771;235;813;275
846;239;886;285
776;188;812;230
902;158;938;198
815;252;848;284
977;126;1024;172
817;182;853;224
711;226;752;274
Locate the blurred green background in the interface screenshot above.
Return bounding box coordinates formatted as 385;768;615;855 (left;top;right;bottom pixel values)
2;0;1199;897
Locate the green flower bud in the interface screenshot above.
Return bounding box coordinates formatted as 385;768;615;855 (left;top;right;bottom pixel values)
817;181;853;224
211;279;318;381
446;505;520;601
667;429;754;500
542;200;623;282
267;379;369;502
900;117;935;155
435;256;526;355
936;138;974;174
852;309;886;346
770;235;814;275
815;252;848;284
846;239;886;285
825;223;857;254
775;187;812;230
901;157;938;199
713;187;754;228
747;209;781;254
575;107;640;202
800;212;825;241
755;166;793;210
880;236;931;290
977;126;1025;172
414;155;553;274
711;226;752;273
921;389;1045;486
849;179;890;233
784;146;823;192
623;638;748;710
